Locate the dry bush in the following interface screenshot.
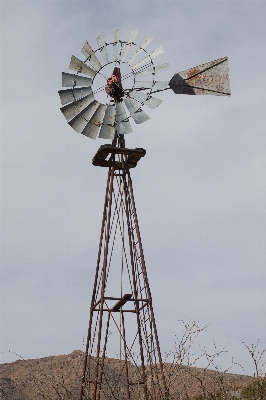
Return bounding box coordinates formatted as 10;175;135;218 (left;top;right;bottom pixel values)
241;341;266;400
164;320;265;400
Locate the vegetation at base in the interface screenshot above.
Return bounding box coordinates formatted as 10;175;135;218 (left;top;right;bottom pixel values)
188;377;266;400
240;378;266;400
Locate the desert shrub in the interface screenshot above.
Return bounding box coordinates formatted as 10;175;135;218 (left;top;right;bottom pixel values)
240;377;266;400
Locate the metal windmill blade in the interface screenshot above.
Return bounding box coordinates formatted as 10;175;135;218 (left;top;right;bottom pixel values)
60;94;96;122
59;29;231;141
134;62;169;77
132;46;164;70
58;87;93;106
96;32;109;64
81;40;102;72
120;29;139;62
123;97;150;124
113;28;121;62
133;80;169;90
115;102;133;135
68;99;99;133
69;56;96;78
62;73;92;87
129;90;163;109
128;34;153;64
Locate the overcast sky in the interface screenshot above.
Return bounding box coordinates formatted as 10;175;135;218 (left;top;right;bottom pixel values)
1;0;265;376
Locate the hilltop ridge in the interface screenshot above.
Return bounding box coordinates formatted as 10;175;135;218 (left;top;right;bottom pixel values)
0;350;254;399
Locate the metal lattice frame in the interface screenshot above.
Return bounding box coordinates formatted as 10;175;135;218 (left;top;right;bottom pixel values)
80;137;168;400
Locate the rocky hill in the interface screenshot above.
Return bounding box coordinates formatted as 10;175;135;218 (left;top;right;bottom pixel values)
0;350;254;399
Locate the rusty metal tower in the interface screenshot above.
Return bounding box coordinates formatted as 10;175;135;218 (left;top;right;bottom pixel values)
58;28;231;400
80;138;168;400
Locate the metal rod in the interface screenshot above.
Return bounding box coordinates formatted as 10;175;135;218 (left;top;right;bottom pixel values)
93;166;115;400
121;311;131;400
127;170;169;399
122;169;148;399
97;310;111;400
80;169;112;400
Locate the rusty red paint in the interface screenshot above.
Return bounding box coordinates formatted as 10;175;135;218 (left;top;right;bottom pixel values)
187;66;201;78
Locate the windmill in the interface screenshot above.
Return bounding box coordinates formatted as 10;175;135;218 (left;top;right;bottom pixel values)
58;28;231;400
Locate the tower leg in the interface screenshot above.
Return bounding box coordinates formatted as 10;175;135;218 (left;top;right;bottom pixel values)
80;167;115;400
126;171;169;399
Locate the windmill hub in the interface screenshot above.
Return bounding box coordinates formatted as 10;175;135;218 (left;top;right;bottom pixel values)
105;67;124;102
92;62;134;106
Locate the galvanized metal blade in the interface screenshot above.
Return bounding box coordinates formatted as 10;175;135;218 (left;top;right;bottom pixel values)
69;56;96;78
99;105;116;139
120;30;139;63
128;34;153;65
145;96;163;109
62;73;93;88
123;97;150;124
134;62;169;77
113;28;121;62
129;90;163;109
133;81;169;91
132;46;164;70
60;94;95;122
169;57;231;96
81;104;107;140
150;81;169;91
81;41;102;72
58;87;93;106
68;100;99;133
115;102;133;135
96;32;109;64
